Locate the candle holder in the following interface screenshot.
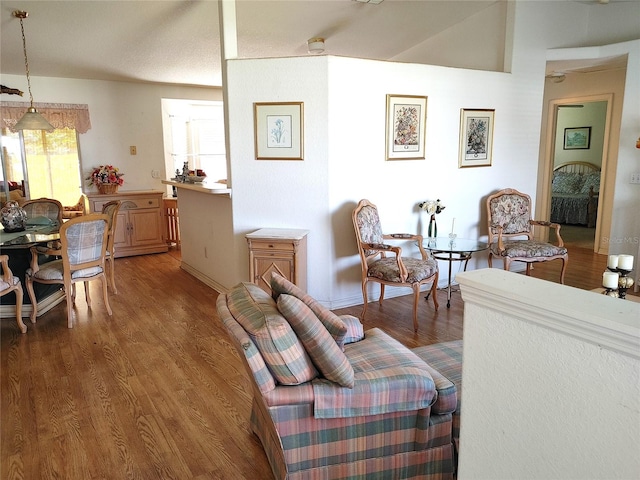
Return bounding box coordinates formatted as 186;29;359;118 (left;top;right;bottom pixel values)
606;267;634;299
448;233;457;247
602;287;619;298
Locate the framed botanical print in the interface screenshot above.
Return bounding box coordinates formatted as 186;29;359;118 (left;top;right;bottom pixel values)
385;94;427;160
254;102;304;160
459;109;495;168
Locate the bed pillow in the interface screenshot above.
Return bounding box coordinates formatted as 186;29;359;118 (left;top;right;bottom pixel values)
227;282;318;385
277;294;355;388
270;272;348;349
552;172;585;194
580;172;600;194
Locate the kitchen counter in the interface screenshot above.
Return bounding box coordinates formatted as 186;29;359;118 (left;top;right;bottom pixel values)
161;179;231;196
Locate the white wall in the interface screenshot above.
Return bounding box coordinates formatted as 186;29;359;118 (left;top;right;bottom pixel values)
457;268;640;480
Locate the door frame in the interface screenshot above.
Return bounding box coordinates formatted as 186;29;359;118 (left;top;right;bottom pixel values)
538;93;613;254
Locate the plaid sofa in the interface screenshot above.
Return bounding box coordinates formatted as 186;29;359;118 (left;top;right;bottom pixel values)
216;273;457;479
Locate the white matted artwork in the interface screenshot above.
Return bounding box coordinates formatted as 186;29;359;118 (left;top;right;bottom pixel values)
458;109;495;168
385;94;427;160
254;102;304;160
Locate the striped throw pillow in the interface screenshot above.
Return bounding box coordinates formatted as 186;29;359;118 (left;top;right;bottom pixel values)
227;282;318;385
270;272;348;349
277;294;354;389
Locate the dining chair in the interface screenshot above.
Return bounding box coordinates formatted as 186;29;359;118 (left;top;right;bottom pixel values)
486;188;568;283
25;213;112;328
0;254;27;333
101;200;121;293
22;198;63;226
352;199;439;332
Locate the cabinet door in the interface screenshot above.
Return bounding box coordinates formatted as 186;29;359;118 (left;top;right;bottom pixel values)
252;253;294;294
129;209;164;246
113;211;130;249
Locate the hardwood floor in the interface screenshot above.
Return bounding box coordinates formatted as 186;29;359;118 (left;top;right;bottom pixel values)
1;244;634;479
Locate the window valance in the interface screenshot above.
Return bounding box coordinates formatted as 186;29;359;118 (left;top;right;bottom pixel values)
0;102;92;133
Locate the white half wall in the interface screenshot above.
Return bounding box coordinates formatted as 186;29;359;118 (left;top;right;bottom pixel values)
457;268;640;480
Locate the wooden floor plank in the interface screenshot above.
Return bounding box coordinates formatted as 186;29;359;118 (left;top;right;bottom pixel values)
1;243;635;479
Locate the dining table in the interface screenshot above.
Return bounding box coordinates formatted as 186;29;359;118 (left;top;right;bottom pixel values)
0;221;64;319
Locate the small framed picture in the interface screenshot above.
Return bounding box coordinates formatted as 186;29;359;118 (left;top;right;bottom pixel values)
563;127;591;150
459;109;495;168
385;94;427;160
254;102;304;160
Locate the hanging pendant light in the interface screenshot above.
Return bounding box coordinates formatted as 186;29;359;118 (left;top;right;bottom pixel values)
12;10;54;132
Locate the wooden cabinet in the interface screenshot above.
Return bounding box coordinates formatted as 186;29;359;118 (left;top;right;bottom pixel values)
87;191;168;258
246;228;309;294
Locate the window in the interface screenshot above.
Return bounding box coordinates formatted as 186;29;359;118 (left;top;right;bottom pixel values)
1;127;82;206
162;99;227;183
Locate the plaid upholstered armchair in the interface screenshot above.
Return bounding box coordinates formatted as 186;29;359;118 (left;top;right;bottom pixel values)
486;188;568;283
217;272;457;479
352;199;439;332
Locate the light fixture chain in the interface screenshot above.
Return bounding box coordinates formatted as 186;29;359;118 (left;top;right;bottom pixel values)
18;15;35;107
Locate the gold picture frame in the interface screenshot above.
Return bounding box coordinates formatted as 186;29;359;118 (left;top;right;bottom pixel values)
458;109;495;168
385;94;427;160
253;102;304;160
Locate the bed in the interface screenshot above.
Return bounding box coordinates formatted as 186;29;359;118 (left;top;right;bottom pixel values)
550;161;600;228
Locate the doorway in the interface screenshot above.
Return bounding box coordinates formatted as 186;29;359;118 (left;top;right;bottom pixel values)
548;100;609;251
539;89;617;255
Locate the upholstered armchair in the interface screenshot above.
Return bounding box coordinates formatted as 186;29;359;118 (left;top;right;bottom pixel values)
216;272;456;479
486;188;568;283
352;199;439;332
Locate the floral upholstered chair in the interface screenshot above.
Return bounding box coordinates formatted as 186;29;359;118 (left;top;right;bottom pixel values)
352;199;439;332
486;188;568;283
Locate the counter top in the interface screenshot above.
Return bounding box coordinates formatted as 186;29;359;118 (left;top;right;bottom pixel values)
162;180;231;196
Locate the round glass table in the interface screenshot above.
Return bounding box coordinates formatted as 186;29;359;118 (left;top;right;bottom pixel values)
422;237;489;308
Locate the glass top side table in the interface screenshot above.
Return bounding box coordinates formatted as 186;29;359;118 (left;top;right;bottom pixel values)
423;237;489;308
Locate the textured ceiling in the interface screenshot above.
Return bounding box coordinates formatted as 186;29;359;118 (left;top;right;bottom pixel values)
0;0;637;89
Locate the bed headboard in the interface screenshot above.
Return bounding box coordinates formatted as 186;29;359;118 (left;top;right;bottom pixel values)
553;161;600;174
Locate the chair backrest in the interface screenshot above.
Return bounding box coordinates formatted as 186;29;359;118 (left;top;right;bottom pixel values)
352;199;387;263
486;188;534;244
101;200;121;253
22;198;63;225
101;200;121;231
59;213;110;280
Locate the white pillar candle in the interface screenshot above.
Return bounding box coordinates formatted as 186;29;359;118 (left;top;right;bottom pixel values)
603;271;619;289
451;218;455;234
617;254;634;270
607;255;619;269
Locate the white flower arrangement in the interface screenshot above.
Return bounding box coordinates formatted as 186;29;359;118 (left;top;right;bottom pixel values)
418;199;445;215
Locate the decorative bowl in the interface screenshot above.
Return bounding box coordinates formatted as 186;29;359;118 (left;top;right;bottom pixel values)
184;176;206;183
